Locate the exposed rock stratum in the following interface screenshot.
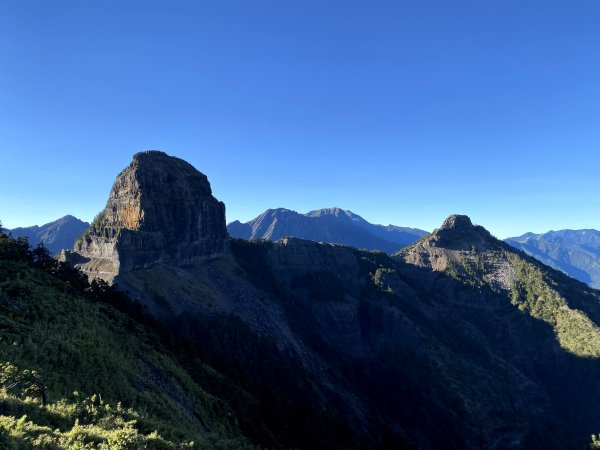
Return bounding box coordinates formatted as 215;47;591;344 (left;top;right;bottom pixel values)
72;151;228;282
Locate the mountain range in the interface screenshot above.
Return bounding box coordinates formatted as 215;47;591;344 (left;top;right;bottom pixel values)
505;230;600;289
8;151;594;448
8;211;600;293
8;215;89;255
4;151;600;448
227;209;600;291
227;207;428;252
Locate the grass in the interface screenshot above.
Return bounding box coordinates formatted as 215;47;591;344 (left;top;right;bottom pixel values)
506;251;600;357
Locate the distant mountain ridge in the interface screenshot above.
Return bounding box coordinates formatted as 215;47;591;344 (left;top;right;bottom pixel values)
505;229;600;289
9;215;89;255
10;212;600;292
227;207;428;253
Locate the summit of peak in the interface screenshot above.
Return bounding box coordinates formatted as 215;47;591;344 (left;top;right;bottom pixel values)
438;214;474;232
432;214;493;244
132;149;168;159
307;207;362;220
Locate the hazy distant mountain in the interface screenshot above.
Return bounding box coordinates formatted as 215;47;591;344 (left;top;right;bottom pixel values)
9;215;89;255
227;207;428;252
505;229;600;289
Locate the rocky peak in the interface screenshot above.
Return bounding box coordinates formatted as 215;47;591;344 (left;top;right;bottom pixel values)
438;214;473;232
430;214;493;245
73;151;228;283
398;214;506;270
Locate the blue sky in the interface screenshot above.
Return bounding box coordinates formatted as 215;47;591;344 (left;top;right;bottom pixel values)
1;1;599;238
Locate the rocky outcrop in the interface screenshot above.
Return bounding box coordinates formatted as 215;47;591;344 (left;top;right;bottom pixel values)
73;151;228;282
438;213;473;232
434;214;493;243
398;214;493;270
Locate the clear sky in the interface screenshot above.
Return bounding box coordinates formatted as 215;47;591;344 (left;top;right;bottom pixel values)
1;1;599;238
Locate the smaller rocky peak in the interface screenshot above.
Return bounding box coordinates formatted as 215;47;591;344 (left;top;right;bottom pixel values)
438;214;474;232
399;215;504;273
414;214;496;252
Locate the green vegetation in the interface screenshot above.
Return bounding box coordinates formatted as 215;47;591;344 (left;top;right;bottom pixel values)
0;224;251;449
506;251;600;357
370;268;396;294
75;211;113;246
437;239;600;358
444;260;459;280
442;251;499;292
88;211;108;230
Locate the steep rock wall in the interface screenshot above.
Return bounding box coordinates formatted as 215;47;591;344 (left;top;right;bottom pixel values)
72;151;228;282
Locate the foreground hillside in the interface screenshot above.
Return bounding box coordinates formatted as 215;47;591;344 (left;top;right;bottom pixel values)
0;226;251;449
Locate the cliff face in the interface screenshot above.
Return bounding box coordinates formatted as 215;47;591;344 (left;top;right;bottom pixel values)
73;151;228;282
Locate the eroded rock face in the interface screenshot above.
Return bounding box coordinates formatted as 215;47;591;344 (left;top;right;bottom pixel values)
73;151;228;282
399;214;517;291
438;214;473;232
400;214;500;271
